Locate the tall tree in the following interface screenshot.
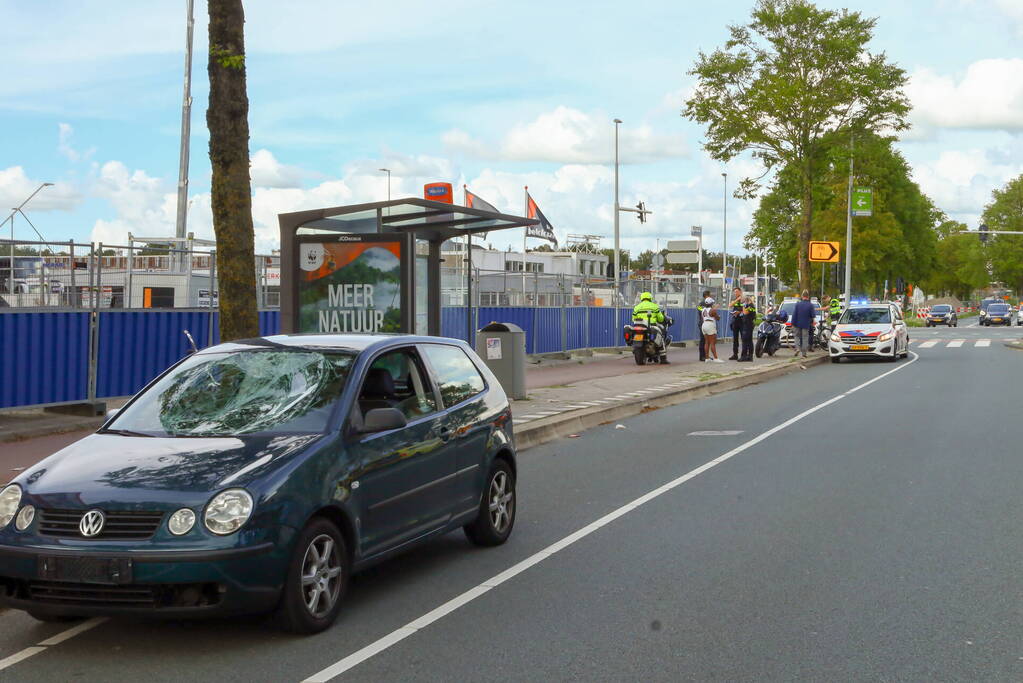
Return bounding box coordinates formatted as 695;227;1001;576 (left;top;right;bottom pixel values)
684;0;910;291
921;220;988;300
984;175;1023;295
207;0;258;341
746;133;938;297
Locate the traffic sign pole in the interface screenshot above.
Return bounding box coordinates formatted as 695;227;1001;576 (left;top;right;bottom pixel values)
844;135;854;308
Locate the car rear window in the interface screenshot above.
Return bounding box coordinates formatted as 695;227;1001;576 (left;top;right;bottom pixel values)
423;345;486;407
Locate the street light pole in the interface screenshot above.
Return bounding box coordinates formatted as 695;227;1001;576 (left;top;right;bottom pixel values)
843;136;854;307
379;168;391;202
3;182;53;297
721;172;727;300
174;0;195;241
613;118;622;305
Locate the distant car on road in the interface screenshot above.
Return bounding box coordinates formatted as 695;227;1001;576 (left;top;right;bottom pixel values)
828;303;909;363
981;302;1012;326
0;334;517;634
926;304;957;327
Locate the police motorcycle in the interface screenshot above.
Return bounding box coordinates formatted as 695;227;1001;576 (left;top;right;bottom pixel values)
623;315;674;365
754;310;786;358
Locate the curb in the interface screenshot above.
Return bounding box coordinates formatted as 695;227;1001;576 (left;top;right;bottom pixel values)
1003;341;1023;351
514;355;828;451
0;418;105;444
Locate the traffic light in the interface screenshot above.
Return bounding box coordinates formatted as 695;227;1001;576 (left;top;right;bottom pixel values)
636;201;647;224
980;223;989;243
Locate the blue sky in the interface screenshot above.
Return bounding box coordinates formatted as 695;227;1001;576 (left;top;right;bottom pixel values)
2;0;1022;257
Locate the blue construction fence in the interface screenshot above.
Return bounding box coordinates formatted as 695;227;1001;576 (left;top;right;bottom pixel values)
0;307;728;410
442;306;732;354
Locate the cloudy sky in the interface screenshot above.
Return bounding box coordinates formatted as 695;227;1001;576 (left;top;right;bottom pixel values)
2;0;1022;256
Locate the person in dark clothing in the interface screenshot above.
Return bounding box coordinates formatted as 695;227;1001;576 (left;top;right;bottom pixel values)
738;295;757;361
727;287;743;360
791;290;817;358
697;290;712;361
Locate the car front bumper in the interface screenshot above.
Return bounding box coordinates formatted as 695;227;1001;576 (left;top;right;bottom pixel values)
829;341;895;359
0;540;288;618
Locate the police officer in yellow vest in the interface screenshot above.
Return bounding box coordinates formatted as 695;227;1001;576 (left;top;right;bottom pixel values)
633;292;670;364
828;295;842;325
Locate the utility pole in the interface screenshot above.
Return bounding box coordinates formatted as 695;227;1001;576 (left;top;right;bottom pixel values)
721;172;728;301
843;135;854;308
613;118;622;305
174;0;195;241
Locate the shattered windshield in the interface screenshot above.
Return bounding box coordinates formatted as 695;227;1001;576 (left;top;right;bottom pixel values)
109;349;355;437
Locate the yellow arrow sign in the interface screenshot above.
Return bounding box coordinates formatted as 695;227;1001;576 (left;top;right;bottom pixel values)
809;241;840;263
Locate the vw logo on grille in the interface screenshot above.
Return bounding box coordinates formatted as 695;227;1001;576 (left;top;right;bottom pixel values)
79;510;106;537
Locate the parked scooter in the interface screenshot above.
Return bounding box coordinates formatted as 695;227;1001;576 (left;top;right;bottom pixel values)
755;312;784;358
623;316;674;365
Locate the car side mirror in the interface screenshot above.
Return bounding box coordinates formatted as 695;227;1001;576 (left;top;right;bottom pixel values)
360;408;407;434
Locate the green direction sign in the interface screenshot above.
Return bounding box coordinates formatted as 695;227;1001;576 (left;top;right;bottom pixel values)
851;187;873;217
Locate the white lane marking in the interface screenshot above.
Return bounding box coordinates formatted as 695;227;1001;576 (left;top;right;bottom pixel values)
302;352;920;683
947;340;964;348
0;617;107;674
919;341;938;348
688;430;744;436
37;617;107;646
976;340;991;347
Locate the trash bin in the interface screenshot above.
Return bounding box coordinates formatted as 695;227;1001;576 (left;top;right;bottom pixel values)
475;321;527;400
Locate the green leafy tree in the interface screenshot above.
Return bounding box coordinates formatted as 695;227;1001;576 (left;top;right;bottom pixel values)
207;0;258;341
921;220;988;300
747;134;937;297
984;175;1023;295
684;0;910;292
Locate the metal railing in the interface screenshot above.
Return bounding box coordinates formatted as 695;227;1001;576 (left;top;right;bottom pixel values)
0;239;280;310
441;266;710;309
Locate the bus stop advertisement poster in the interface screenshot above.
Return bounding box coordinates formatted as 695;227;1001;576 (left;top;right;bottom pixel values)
297;237;402;333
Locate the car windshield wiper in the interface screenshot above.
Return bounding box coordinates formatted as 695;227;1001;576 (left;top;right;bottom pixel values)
99;428;156;437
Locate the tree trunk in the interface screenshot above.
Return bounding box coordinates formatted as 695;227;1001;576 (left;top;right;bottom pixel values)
798;176;813;294
207;0;258;342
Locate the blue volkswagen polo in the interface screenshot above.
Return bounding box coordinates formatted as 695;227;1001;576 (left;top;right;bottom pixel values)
0;334;517;633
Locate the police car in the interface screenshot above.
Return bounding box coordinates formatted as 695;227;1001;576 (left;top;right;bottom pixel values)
828;303;909;363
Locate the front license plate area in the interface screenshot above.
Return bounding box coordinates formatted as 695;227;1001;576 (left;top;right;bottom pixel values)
37;555;133;585
850;344;870;351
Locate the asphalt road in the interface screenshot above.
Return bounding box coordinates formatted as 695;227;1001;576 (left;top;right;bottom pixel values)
2;323;1022;681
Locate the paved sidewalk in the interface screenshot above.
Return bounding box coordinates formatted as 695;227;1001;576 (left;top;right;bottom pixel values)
514;343;822;429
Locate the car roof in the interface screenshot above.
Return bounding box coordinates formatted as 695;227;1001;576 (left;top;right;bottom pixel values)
198;333;467;355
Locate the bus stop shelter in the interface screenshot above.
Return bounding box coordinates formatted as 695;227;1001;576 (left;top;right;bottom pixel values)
278;198;538;339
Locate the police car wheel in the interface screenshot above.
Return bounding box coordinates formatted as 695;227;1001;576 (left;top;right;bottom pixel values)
831;357;841;364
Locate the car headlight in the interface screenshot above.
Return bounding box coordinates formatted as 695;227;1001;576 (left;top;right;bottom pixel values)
878;331;894;342
203;489;253;535
0;485;22;529
168;508;196;536
15;505;35;531
830;332;841;342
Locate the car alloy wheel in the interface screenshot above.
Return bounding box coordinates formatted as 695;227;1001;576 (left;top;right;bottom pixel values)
488;471;514;534
465;459;516;547
301;534;343;619
276;518;349;634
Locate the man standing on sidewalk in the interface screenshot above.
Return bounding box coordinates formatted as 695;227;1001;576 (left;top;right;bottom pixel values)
738;295;757;362
697;290;712;362
791;290;816;359
727;287;743;360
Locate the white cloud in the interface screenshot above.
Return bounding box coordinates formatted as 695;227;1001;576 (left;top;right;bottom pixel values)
57;123;79;161
912;146;1023;226
908;59;1023;132
249;149;306;189
444;106;688;164
0;166;81;213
